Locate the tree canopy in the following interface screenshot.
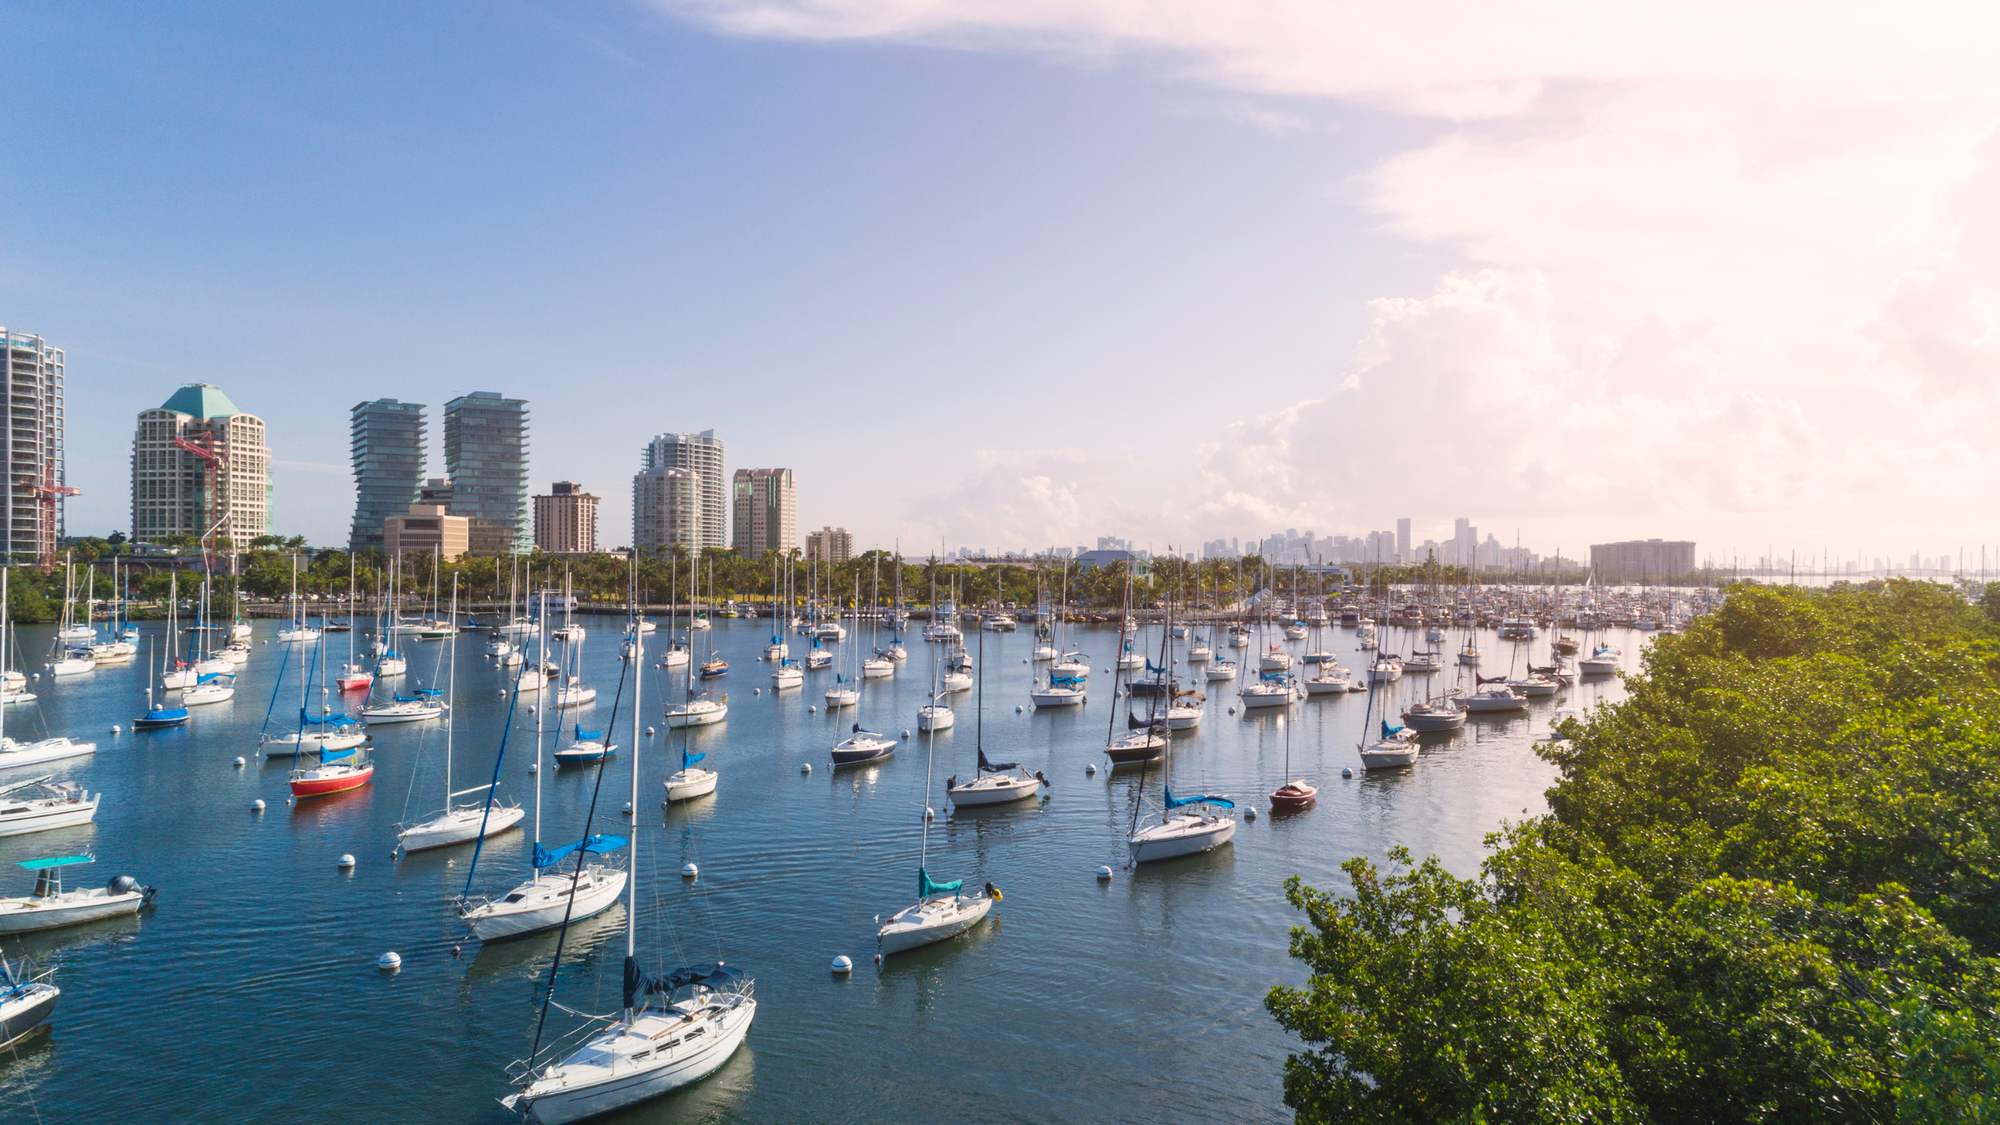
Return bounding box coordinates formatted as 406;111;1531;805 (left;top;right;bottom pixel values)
1268;580;2000;1124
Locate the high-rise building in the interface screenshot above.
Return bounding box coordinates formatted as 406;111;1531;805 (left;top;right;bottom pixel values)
731;468;795;557
1;329;65;564
806;526;852;563
643;430;725;550
632;467;701;554
1590;539;1696;582
349;398;426;555
443;391;529;556
131;384;270;551
1396;518;1411;562
534;481;599;555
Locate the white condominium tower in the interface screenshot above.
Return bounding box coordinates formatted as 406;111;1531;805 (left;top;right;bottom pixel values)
444;391;530;556
1;328;66;565
131;383;271;551
731;468;795;557
633;466;701;554
642;429;725;550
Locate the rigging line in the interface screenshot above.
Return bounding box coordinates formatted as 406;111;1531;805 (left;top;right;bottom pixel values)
460;648;527;902
255;639;295;740
526;641;631;1066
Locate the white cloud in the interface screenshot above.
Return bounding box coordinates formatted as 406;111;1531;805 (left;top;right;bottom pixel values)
658;0;2000;549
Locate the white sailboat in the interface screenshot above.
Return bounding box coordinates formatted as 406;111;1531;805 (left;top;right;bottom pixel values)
0;570;96;772
877;697;1000;954
1127;602;1237;864
945;634;1045;807
502;628;753;1122
0;776;100;837
399;579;525;852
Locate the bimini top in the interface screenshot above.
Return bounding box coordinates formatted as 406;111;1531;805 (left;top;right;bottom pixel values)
160;383;239;420
19;855;93;870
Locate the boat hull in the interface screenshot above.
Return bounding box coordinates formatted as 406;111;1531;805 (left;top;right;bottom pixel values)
508;996;755;1125
290;764;375;798
664;704;727;728
946;775;1040;807
1129;814;1236;864
0;794;100;837
399;804;525;852
465;867;628;942
0;983;57;1049
0;889;146;935
664;768;718;802
877;893;994;955
1270;783;1317;810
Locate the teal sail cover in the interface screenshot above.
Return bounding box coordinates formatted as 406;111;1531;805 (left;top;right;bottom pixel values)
1164;785;1235;810
919;866;962;898
300;709;351;725
682;748;706;769
575;725;603;741
1381;720;1406;739
534;834;628;869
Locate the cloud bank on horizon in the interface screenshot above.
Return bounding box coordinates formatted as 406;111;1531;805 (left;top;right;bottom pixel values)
661;0;2000;558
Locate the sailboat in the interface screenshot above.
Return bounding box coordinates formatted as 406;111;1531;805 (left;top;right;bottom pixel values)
665;559;728;727
0;952;59;1049
1125;634;1236;863
335;556;373;691
662;736;717;803
276;554;321;642
399;580;525;850
1267;707;1317;811
460;615;628;943
876;701;1000;955
829;630;895;769
133;637;189;730
48;557;95;677
823;577;863;709
0;570;96;771
945;632;1045;807
260;629;367;755
501;623;755;1121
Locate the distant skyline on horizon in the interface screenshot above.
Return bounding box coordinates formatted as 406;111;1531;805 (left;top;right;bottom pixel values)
11;4;1999;566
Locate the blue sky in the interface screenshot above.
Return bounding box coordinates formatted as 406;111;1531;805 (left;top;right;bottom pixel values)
7;1;1996;566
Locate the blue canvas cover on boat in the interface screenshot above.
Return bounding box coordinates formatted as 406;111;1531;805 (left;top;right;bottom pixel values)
1147;659;1169;674
1049;675;1084;688
321;747;357;762
575;725;602;741
196;672;229;685
682;748;706;768
624;958;742;1010
300;709;351;725
978;749;1017;773
1260;670;1289;682
414;688;442;697
1164;785;1235;810
1381;721;1406;739
533;833;628;869
919;866;963;898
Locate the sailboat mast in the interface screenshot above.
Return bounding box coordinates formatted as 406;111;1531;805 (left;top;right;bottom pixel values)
625;605;643;1010
534;580;547;848
446;575;458;800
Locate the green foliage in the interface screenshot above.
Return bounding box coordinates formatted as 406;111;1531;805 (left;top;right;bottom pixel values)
1270;581;2000;1123
5;570;55;623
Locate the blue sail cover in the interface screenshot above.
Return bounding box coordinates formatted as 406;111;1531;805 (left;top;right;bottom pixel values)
1147;659;1169;674
321;747;358;762
919;866;963;898
195;672;230;685
393;694;434;703
977;749;1017;772
624;958;742;1010
575;725;602;741
682;748;706;769
300;709;351;725
533;834;629;869
1381;720;1406;739
413;688;443;697
1049;675;1084;688
1164;784;1235;810
1260;670;1289;682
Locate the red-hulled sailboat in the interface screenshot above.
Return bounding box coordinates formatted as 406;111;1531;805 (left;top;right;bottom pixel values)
290;746;374;798
1267;706;1317;811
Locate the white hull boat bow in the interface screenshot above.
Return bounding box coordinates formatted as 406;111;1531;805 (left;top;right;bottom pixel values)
399;802;525;853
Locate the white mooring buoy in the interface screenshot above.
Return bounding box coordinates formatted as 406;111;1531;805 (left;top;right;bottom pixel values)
110;725;121;734
1085;763;1096;775
801;762;812;774
252;799;265;811
338;854;356;869
621;801;633;815
901;730;910;739
233;756;246;767
527;763;538;774
1342;767;1354;778
645;726;656;737
681;862;699;879
923;806;935;820
1096;865;1113;881
808;705;816;713
1228;707;1236;715
831;954;853;974
378;951;402;971
1015;705;1023;713
754;688;761;695
1245;808;1257;822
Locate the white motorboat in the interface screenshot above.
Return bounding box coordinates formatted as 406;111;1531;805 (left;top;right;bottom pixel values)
917;703;954;730
501;966;755;1124
1164;700;1203;730
0;855;154;935
0;737;95;771
1032;644;1058;662
689;616;712;631
664;697;728;727
276;625;322;643
982;614;1017;632
463;858;629;942
1205;660;1238;682
220;642;252;665
0;777;99;837
88;642;135;665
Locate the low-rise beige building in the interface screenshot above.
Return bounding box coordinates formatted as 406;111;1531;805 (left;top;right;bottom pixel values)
384;502;469;562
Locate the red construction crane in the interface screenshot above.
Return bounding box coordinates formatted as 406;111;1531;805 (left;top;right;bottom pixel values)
27;465;80;572
172;431;230;569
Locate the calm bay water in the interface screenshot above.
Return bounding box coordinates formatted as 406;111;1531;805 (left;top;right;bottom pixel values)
0;615;1637;1123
